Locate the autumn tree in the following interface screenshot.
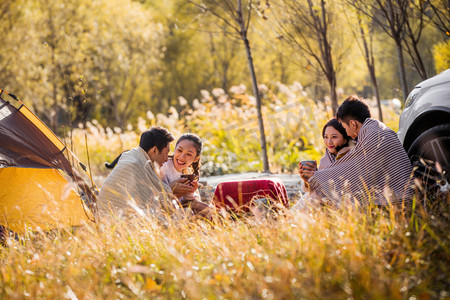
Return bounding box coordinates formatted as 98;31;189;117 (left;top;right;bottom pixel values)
0;0;163;130
5;0;95;129
270;0;347;113
0;1;21;87
403;0;431;80
86;1;163;128
425;0;450;37
187;0;270;173
344;1;383;121
207;28;243;92
349;0;410;102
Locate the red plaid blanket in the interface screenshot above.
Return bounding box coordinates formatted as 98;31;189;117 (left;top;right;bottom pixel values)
213;178;289;212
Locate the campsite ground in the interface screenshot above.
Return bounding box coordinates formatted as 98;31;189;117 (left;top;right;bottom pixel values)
199;172;304;203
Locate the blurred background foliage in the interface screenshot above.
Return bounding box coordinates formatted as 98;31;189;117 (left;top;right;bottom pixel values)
0;0;448;176
70;83;400;177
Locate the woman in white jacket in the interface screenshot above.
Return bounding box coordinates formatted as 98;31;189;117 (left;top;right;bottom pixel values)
160;133;212;217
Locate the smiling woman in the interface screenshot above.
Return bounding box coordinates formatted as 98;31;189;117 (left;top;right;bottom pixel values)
172;139;201;175
322;119;349;157
159;133;212;217
299;118;351;183
160;134;202;197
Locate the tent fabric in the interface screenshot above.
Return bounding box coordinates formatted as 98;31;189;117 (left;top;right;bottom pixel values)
0;95;66;169
0;90;97;234
0;92;97;211
0;167;92;233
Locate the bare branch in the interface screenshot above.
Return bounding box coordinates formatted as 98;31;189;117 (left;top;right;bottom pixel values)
245;0;252;34
187;0;241;33
425;0;450;35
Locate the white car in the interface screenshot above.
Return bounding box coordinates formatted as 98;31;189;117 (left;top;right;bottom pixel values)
398;69;450;190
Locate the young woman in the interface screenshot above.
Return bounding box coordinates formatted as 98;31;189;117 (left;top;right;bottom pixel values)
160;133;202;203
299;118;351;182
159;133;212;219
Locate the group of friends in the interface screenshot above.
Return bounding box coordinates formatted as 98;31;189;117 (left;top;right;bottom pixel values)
98;95;415;219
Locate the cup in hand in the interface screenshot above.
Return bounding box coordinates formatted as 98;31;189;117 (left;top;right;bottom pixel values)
181;174;197;187
300;160;315;167
180;174;196;182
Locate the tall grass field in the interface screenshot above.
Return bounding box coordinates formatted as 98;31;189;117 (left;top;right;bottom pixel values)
1;199;448;299
1;86;448;299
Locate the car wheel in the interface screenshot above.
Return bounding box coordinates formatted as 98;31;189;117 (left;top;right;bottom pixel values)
407;124;450;192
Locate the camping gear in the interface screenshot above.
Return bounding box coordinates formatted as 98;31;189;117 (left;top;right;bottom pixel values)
0;89;97;234
213;178;289;212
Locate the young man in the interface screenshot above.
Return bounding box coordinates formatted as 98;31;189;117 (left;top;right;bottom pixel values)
98;126;176;218
307;95;414;207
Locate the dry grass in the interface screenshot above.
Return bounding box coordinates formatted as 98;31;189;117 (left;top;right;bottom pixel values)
1;194;448;299
2;86;444;299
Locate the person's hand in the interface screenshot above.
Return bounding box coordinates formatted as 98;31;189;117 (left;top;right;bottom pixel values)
190;200;213;220
189;180;199;190
298;161;317;181
182;194;196;201
170;178;196;198
179;194;194;207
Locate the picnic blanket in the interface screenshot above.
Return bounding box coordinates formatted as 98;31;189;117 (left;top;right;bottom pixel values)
213;178;289;212
308;118;414;207
318;150;335;170
98;146;174;218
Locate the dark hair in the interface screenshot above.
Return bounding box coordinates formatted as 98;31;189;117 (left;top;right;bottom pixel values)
336;95;371;124
175;133;203;178
322;118;350;151
139;126;174;152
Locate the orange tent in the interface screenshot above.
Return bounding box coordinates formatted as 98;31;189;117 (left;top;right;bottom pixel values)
0;89;97;234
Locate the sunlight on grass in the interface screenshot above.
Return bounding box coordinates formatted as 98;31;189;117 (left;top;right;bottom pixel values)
3;84;436;299
1;195;448;299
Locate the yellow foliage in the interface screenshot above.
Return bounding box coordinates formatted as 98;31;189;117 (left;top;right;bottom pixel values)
434;39;450;73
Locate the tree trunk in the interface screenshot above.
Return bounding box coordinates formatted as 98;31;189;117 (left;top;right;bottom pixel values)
358;19;383;122
237;0;270;173
395;39;409;103
408;39;428;80
329;75;338;114
404;11;428;80
243;39;270;173
318;0;338;114
369;65;383;122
